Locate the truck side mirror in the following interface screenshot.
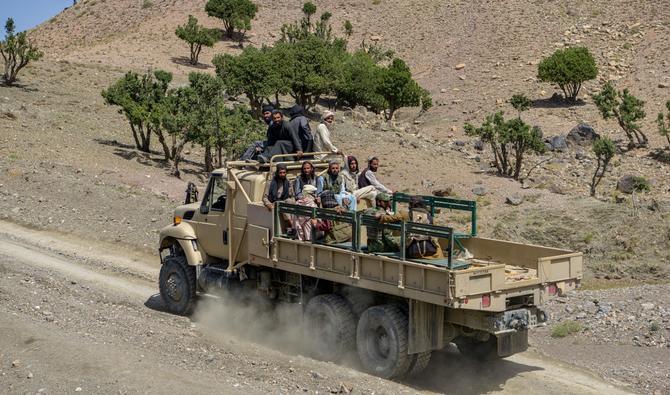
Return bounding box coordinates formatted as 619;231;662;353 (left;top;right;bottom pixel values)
200;204;210;215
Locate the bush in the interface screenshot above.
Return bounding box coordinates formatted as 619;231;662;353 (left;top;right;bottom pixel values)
175;15;217;65
101;70;172;154
464;112;544;179
551;320;582;338
0;18;43;85
537;47;597;102
334;50;385;111
593;83;647;148
631;176;650;193
205;0;257;39
509;93;531;116
657;100;670;147
213;46;289;117
590;136;616;197
377;58;431;120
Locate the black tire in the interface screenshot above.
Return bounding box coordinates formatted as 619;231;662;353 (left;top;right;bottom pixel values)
304;294;356;362
340;288;376;317
159;255;197;315
455;336;499;361
356;304;412;379
406;351;432;377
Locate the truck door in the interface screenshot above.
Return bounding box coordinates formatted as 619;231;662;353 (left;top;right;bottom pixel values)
196;175;229;259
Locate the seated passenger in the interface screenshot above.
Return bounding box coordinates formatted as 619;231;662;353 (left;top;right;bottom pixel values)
262;163;294;210
289;105;314;153
257;110;303;163
341;155;377;206
294;161;324;199
322;160;356;211
291;184;318;241
358;156;392;194
312;191;352;245
363;193;408;253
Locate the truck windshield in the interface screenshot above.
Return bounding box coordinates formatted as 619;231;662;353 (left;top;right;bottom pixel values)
204;175;226;212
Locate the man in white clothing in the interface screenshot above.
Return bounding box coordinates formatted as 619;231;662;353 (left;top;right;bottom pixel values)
313;110;339;159
357;156;392;194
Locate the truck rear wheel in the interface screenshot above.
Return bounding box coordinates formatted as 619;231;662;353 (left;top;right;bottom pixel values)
356;304;412;379
159;255;197;315
303;294;356;362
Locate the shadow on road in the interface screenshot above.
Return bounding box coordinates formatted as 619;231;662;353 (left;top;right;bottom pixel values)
403;346;542;394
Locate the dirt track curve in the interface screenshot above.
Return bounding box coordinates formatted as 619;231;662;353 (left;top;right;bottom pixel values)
0;220;632;394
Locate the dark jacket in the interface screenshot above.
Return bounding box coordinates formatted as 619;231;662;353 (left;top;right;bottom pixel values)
267;120;302;152
358;167;372;188
289;105;313;152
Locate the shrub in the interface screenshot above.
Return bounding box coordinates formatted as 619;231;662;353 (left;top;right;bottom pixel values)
175;15;217;65
590;136;616;197
464;112;545;179
205;0;257;39
593;83;647;148
537;47;597;102
377;58;432;120
509;93;532;116
551;320;582;338
631;176;650;193
101;70;172;154
657;100;670;147
0;18;43;85
213;46;290;118
334;50;385;111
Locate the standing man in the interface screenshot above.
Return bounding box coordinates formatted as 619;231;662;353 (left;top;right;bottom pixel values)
358;156;392;194
289;105;313;153
313;110;339;159
257;110;303;163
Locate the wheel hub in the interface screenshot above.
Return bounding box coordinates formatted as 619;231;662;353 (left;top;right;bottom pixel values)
165;273;183;302
375;327;391;358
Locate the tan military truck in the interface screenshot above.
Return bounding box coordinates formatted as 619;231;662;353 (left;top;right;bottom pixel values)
158;154;582;378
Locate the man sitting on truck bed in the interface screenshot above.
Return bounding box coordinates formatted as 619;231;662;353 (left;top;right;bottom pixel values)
256;110;303;163
263;163;294;210
322;160;356;211
364;193;408;253
311;191;352;245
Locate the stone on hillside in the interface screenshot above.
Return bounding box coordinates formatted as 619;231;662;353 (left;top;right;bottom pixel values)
472;186;487;196
453;140;466;147
432;187;453;197
546;135;568;152
567;123;600;146
575;149;587;160
548;183;565;195
474;140;484;151
454;63;466;70
506;195;523;206
617;175;637;194
659;82;669;89
641;303;655;311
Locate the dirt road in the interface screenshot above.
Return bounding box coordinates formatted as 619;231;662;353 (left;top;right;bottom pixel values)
0;220;632;394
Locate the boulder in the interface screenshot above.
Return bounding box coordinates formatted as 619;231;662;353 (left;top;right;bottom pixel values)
505;195;523;206
617;175;636;194
472;186;487;196
473;140;485;151
567;123;600;146
545;135;568;152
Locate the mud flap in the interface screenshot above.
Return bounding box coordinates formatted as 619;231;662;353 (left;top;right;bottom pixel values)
497;329;528;357
408;300;444;354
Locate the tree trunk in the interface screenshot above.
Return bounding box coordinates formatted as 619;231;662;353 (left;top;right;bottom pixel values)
170;138;187;178
590;161;601;197
129;123;142;150
154;128;173;161
204;144;214;172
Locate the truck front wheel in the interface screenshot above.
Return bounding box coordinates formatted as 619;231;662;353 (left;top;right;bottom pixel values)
303;294;356;362
159;255;197;315
356;304;412;379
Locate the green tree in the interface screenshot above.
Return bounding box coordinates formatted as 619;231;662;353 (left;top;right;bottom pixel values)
590;137;616;197
101;70;173;156
377;58;431;120
334;50;385;111
175;15;217;65
205;0;257;40
593;83;647;148
343;20;353;40
276;35;347;109
213;46;289;119
465;112;545;179
302;2;317;24
509;94;531;117
537;47;598;102
657;100;670;147
0;18;43;85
